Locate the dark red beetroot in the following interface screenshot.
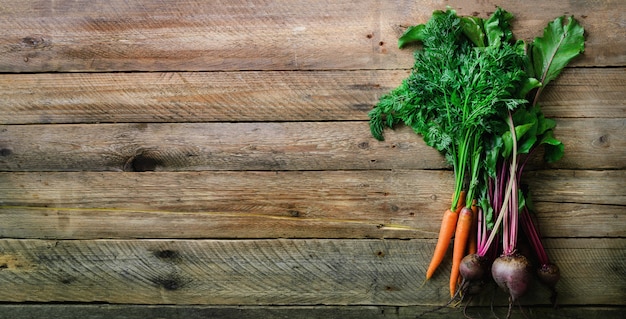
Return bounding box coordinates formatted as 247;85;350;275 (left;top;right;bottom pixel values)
537;263;560;288
538;262;561;306
491;254;532;301
459;253;487;281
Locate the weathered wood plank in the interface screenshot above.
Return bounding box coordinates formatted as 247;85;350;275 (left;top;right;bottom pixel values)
0;70;405;124
0;304;624;319
0;238;623;306
0;122;443;172
0;202;622;240
551;118;625;170
1;119;624;172
539;68;626;119
0;68;623;125
0;171;623;239
0;0;622;73
524;170;626;206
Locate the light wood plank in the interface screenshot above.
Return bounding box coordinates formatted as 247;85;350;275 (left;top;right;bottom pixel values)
551;118;625;170
0;238;623;306
0;68;623;124
0;304;623;319
1;119;624;172
0;0;622;72
539;68;626;119
524;170;626;206
0;170;623;239
0;70;406;124
0;202;622;240
0;170;454;239
0;122;444;171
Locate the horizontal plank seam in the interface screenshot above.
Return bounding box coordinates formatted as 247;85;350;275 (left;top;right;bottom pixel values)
0;234;622;241
0;65;606;76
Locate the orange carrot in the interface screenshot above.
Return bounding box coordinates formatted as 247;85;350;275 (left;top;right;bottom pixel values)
425;208;458;280
425;191;466;280
467;200;478;255
449;207;473;297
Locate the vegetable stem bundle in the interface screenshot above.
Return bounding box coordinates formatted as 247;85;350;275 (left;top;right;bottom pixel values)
368;7;584;310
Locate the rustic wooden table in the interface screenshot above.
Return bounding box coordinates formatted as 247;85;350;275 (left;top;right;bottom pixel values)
0;1;624;318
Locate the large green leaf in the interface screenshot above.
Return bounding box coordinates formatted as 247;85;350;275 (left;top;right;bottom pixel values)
461;16;486;47
484;7;514;47
502;121;536;158
540;131;565;163
398;24;426;48
531;16;585;87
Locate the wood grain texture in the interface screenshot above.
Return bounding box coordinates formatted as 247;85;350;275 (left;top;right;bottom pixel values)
0;68;624;125
0;202;622;240
0;0;623;73
1;305;624;319
0;0;623;315
0;122;444;172
0;238;623;306
0;70;407;124
0;118;624;172
0;170;623;239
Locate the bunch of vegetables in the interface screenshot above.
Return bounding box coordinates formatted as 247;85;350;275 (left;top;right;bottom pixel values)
368;7;584;315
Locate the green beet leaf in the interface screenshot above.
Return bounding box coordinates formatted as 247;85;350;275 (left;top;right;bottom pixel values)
398;24;426;48
484;7;514;47
461;16;486;47
531;16;585;89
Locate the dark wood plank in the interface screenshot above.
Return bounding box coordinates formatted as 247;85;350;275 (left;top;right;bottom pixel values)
0;68;623;124
0;238;623;306
0;304;624;319
0;170;623;239
0;0;622;73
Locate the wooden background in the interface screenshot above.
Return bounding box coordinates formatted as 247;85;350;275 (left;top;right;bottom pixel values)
0;0;624;318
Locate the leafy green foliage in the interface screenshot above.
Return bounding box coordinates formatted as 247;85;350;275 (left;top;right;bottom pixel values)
367;7;584;222
369;8;527;209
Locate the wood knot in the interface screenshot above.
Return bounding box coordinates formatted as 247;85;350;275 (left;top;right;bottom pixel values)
21;35;51;49
154;249;180;261
0;148;12;156
592;134;610;148
125;152;162;172
151;273;189;291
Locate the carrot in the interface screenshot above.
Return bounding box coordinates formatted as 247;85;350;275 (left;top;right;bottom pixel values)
425;191;466;280
425;208;458;280
449;207;473;297
467;200;478;255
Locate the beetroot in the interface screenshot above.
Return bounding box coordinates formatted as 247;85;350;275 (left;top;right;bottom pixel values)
537;263;560;288
459;253;487;281
491;254;531;301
